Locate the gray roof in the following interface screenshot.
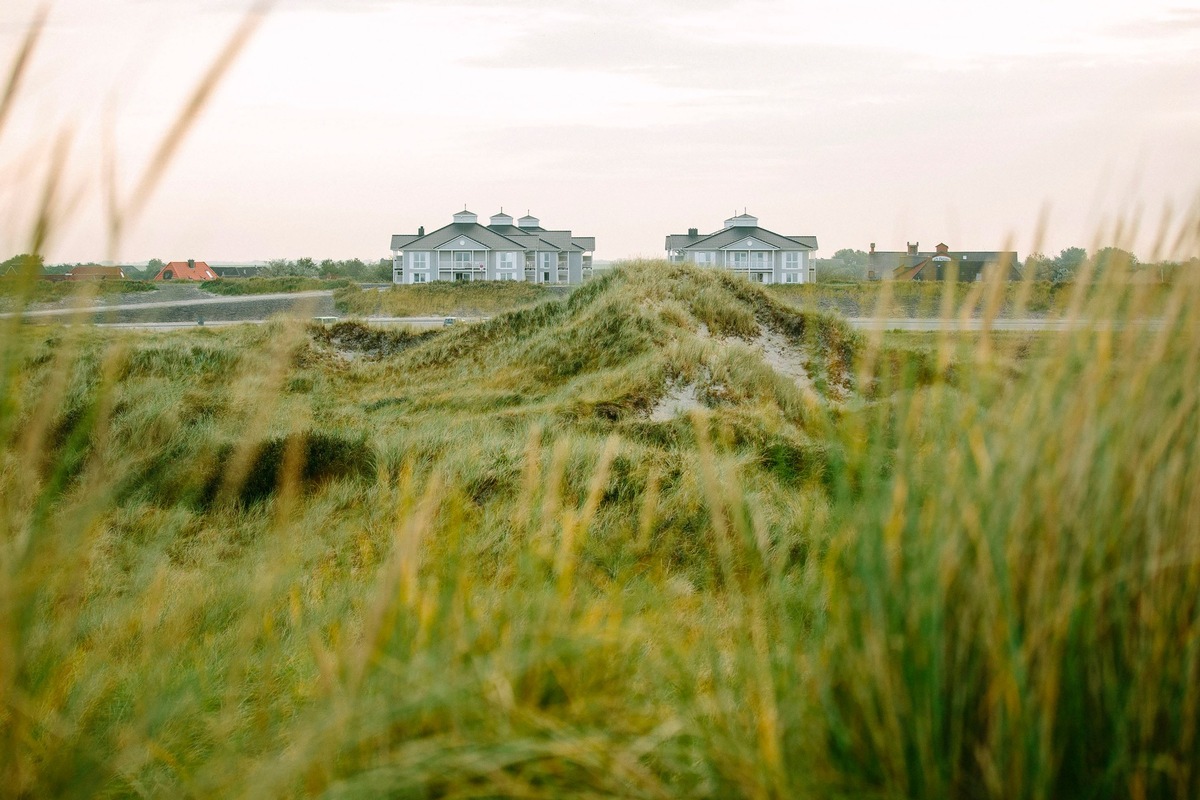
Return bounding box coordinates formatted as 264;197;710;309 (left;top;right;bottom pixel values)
669;226;817;252
486;226;572;251
571;236;596;252
391;234;420;250
666;233;704;250
394;223;527;252
535;230;575;250
869;249;1021;279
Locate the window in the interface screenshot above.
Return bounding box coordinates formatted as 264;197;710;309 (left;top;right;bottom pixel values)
730;251;749;267
784;273;798;284
411;252;428;269
498;252;517;270
499;273;514;281
453;251;472;268
694;252;715;265
412;273;426;284
542;271;550;282
784;252;800;269
751;251;771;269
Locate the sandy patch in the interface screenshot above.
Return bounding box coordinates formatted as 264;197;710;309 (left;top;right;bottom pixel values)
650;383;705;421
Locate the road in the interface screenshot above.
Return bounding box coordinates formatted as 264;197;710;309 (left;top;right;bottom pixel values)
844;318;1165;332
0;290;334;319
58;316;1167;333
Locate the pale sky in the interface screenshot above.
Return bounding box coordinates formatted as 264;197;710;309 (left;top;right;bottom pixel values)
2;0;1199;263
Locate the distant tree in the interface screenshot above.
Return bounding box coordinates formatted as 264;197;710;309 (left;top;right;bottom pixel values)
1093;247;1138;277
375;258;393;282
1024;252;1054;281
1051;247;1088;283
0;253;44;276
148;258;165;272
832;248;869;269
815;248;870;282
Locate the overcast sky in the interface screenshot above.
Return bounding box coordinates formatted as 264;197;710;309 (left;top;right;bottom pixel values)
2;0;1199;262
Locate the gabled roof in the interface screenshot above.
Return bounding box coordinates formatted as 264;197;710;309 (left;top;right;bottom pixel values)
872;247;1022;280
486;225;578;252
395;223;527;252
153;261;217;281
666;233;704;250
68;265;126;279
571;237;596;252
721;236;779;250
486;224;531;237
391;234;420;250
678;226;817;252
211;265;263;278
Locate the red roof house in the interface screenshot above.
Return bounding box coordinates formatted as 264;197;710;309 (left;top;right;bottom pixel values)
153;259;218;281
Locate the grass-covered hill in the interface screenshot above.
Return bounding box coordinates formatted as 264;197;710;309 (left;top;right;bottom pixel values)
334;279;557;317
0;278;155;311
3;262;1199;798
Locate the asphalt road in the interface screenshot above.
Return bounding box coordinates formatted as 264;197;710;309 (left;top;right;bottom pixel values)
69;316;1167;333
844;317;1166;332
0;290;334;319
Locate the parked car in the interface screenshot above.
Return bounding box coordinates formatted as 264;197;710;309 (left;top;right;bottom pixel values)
443;317;457;327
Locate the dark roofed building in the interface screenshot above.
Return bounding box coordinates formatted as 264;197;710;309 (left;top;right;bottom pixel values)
666;212;818;284
869;242;1021;282
211;265;263;278
67;265;126;281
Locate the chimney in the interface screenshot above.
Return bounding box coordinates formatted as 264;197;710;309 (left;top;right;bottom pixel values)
188;259;195;269
907;242;919;255
418;226;425;236
869;242;875;254
688;227;699;237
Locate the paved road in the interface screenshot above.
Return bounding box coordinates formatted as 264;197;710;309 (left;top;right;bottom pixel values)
0;290;334;319
86;316;477;331
844;317;1165;332
71;316;1167;333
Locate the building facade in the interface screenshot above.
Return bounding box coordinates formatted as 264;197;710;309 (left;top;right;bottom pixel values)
390;210;596;285
666;213;817;284
869;242;1021;282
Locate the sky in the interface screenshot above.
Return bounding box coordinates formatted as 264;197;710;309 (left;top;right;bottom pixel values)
1;0;1199;263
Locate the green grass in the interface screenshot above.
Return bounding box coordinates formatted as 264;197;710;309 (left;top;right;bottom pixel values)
202;276;353;296
769;279;1175;318
335;280;556;317
2;260;1199;797
0;278;155;308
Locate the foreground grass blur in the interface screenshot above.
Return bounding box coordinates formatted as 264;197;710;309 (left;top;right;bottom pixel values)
1;254;1198;797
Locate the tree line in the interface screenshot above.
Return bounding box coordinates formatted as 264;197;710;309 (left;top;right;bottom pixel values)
816;247;1196;284
1;254;394;282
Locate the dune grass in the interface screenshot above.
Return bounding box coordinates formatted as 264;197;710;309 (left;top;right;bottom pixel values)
202;277;352;296
2;257;1198;797
335;280;556;317
0;278;155;309
769;279;1175;319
